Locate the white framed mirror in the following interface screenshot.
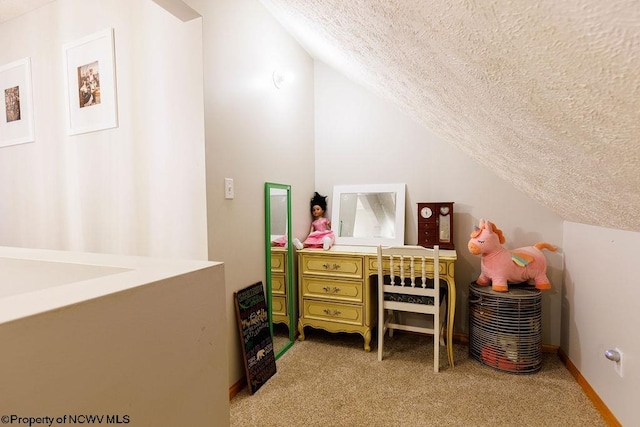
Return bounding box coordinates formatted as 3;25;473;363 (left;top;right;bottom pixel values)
331;183;406;246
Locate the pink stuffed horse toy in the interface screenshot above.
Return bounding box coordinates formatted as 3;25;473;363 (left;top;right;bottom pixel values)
468;219;557;292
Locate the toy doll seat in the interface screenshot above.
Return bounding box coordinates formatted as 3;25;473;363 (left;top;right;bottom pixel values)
377;245;447;372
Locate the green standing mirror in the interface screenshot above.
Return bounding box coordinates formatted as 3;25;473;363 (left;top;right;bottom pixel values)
265;182;294;359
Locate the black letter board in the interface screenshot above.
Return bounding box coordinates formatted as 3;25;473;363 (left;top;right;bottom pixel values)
234;281;276;394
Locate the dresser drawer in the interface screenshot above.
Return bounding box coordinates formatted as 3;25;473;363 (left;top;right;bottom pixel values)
272;295;287;317
271;273;286;295
302;300;363;326
301;277;363;303
271;251;286;273
300;253;363;279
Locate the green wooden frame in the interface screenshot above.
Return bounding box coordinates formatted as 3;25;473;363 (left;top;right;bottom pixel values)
264;182;294;359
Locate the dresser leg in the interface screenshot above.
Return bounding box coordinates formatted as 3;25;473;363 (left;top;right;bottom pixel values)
297;319;306;341
363;329;371;352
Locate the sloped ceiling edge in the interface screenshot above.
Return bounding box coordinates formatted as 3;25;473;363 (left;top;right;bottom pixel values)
260;0;640;232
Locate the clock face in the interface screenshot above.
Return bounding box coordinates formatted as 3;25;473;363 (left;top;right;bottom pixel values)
440;206;450;215
420;206;433;219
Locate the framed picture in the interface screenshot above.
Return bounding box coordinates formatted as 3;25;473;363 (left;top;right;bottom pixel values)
0;57;35;147
63;28;118;135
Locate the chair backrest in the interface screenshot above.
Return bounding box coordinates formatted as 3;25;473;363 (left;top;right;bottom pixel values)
377;245;440;298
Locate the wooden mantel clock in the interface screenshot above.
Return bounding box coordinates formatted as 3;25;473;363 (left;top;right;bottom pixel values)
417;202;455;250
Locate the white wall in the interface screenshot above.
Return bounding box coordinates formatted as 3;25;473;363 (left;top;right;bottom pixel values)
0;0;208;260
563;221;639;426
314;61;565;345
185;0;316;387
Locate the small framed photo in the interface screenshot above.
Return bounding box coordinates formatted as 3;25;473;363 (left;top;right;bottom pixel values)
0;57;35;148
63;28;118;135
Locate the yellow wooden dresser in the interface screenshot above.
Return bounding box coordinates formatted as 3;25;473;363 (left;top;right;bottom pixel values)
297;245;458;366
270;247;289;327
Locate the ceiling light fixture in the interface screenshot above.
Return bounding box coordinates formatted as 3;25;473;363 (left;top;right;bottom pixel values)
272;70;285;89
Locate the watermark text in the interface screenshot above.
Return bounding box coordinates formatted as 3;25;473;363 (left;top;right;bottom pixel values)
1;414;130;426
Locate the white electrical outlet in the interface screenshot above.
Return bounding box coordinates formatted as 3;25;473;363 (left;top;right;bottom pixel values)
224;178;234;199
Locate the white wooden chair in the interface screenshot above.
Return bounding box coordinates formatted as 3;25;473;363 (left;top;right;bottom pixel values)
377;245;446;372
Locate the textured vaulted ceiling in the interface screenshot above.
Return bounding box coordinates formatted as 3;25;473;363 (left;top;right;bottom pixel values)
2;1;638;231
260;0;640;232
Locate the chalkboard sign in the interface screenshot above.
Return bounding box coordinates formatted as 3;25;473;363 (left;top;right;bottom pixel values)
234;281;276;394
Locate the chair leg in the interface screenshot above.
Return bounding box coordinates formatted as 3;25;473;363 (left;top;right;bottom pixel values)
378;311;385;361
435;308;441;372
434;330;439;373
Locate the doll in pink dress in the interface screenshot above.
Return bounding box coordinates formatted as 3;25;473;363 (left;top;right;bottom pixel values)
293;192;335;250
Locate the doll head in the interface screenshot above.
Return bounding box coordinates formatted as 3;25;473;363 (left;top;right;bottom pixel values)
310;192;328;218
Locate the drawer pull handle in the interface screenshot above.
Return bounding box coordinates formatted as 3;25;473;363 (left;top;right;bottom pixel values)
322;286;342;294
322;263;341;270
323;308;342;316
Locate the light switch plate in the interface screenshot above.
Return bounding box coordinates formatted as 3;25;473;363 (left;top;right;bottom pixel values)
224;178;234;199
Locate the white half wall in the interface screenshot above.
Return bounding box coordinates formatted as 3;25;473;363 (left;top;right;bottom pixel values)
0;0;208;260
562;221;639;426
314;61;565;345
0;247;228;426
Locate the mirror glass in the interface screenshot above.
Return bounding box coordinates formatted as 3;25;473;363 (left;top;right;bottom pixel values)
331;183;406;246
439;211;451;242
264;183;294;359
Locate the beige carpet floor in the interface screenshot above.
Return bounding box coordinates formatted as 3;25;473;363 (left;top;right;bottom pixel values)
230;328;606;427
